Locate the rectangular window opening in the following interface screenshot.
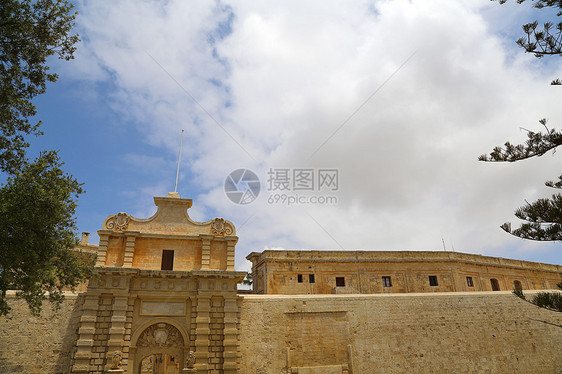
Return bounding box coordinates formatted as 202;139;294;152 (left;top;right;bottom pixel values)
466;276;474;287
336;277;345;287
429;275;438;287
382;276;392;287
297;274;303;283
309;274;315;283
161;250;174;271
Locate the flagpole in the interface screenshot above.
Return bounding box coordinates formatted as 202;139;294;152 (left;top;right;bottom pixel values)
174;129;184;193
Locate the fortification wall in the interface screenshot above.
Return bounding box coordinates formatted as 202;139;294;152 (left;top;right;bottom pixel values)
239;291;562;374
2;291;561;374
0;292;83;374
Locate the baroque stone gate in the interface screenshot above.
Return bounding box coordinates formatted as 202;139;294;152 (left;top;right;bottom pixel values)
70;193;245;374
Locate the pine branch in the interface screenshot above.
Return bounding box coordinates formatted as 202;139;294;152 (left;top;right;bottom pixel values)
501;221;562;241
517;21;562;57
515;194;562;223
545;174;562;188
479;119;562;161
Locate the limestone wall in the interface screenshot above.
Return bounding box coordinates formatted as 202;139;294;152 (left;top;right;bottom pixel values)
239;291;562;374
2;290;562;374
0;292;83;374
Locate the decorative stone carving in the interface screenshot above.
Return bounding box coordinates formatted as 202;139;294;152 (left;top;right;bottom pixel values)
211;218;233;236
110;351;123;369
137;323;182;347
183;351;196;373
141;357;152;373
105;212;130;231
185;351;195;368
107;351;124;372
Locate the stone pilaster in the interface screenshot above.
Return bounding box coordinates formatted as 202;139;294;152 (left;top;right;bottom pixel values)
194;294;211;373
122;232;139;268
222;296;239;374
106;295;128;367
122;297;135;364
225;237;237;271
200;235;213;270
96;232;111;267
72;295;99;372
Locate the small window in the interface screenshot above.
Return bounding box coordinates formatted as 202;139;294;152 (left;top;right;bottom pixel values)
514;280;522;290
161;250;174;270
309;274;315;283
297;274;303;283
466;276;474;287
429;275;438;287
336;277;345;287
382;276;392;287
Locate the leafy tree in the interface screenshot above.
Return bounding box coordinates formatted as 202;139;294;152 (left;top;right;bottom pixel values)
0;0;93;316
514;282;562;312
479;119;562;240
481;1;562;239
0;152;94;316
0;0;79;173
496;0;562;85
481;1;562;313
242;272;253;286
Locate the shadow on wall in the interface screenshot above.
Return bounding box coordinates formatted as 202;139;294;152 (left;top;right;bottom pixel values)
56;294;85;373
0;293;84;374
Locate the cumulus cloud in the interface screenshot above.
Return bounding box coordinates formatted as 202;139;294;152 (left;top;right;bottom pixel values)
68;0;562;267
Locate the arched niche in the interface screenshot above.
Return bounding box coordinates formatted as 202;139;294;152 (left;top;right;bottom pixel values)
129;318;190;374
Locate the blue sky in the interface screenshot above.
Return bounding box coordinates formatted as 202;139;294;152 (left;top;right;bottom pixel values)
20;0;562;270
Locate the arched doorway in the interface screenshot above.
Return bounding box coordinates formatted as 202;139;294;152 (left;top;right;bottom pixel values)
140;353;180;374
131;322;188;374
513;280;522;290
490;278;500;291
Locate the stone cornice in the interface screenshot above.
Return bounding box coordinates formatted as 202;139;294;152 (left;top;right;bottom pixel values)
96;229;238;242
247;250;562;274
95;267;246;280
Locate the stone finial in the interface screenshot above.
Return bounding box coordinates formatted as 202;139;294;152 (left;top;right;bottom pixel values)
166;191;181;198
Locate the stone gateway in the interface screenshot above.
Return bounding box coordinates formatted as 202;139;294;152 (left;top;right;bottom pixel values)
70;193;245;374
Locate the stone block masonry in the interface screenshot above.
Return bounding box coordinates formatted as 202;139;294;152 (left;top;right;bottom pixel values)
0;292;83;374
1;290;562;373
238;291;562;374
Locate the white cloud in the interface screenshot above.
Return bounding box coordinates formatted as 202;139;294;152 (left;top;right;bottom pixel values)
69;0;562;268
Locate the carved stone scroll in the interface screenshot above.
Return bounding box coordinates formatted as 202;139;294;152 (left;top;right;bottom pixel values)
211;217;234;236
105;212;130;231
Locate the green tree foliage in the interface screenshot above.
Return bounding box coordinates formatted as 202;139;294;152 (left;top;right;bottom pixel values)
242;272;253;286
0;0;79;172
481;1;562;240
484;2;562;314
496;0;562;84
0;1;93;316
479;119;562;241
0;152;94;316
514;282;562;312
